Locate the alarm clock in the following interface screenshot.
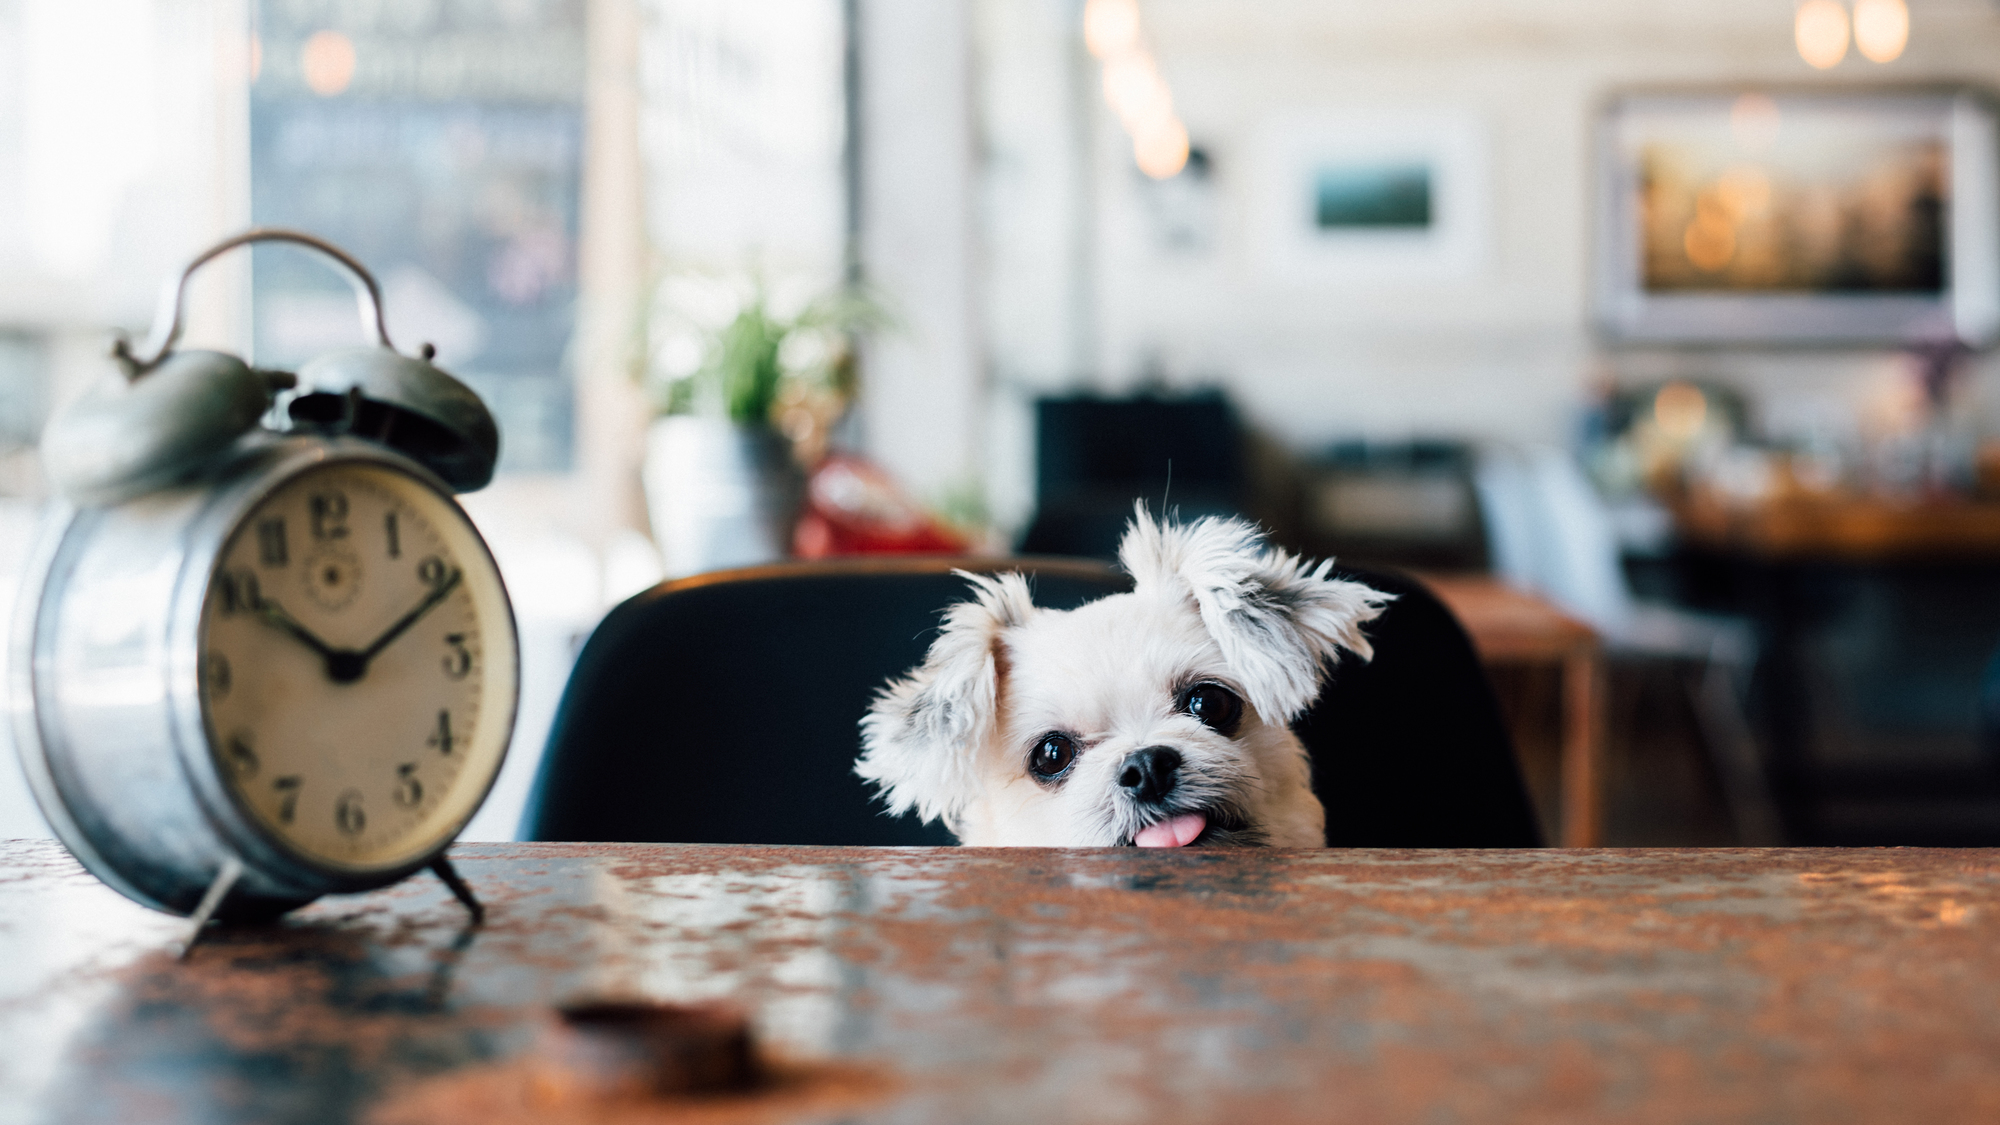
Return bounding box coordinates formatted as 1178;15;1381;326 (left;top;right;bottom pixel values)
7;229;518;945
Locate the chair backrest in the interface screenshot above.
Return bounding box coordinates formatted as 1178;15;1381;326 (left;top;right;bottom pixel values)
1304;566;1542;847
521;557;1127;845
521;556;1540;847
1474;444;1633;634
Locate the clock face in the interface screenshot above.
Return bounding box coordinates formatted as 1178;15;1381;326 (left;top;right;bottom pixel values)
197;460;517;873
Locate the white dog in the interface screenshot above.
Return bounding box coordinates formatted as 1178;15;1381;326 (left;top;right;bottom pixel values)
856;507;1391;848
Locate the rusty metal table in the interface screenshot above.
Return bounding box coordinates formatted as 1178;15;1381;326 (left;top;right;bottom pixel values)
4;841;2000;1124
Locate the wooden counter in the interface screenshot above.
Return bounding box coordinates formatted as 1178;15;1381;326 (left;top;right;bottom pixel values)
1674;489;2000;562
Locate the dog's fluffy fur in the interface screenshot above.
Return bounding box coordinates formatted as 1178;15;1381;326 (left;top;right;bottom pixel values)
855;507;1391;847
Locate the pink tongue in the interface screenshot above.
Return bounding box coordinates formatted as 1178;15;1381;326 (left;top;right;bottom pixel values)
1135;812;1207;848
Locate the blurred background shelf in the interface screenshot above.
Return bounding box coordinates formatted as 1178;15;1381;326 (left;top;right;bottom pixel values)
1676;489;2000;561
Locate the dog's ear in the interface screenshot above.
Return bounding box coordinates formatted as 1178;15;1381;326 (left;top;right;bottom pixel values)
1120;503;1393;723
856;570;1036;825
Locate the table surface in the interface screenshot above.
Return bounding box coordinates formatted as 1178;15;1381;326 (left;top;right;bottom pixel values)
5;841;2000;1125
1674;488;2000;561
1418;573;1597;662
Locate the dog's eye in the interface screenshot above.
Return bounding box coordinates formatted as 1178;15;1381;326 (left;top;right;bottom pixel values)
1028;734;1077;781
1180;683;1243;735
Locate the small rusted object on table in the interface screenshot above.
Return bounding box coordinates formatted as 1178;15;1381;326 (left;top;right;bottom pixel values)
549;1000;760;1097
6;841;2000;1124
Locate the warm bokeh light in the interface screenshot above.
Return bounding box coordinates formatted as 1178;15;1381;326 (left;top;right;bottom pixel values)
301;29;356;97
1853;0;1909;63
248;33;263;82
1729;92;1781;152
1133;116;1190;179
1694;188;1735;227
1684;212;1737;272
1082;0;1192;181
1102;52;1169;125
1654;382;1709;442
1714;167;1772;219
1083;0;1141;60
1795;0;1850;69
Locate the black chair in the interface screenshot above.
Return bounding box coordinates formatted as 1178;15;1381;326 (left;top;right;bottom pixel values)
520;557;1541;847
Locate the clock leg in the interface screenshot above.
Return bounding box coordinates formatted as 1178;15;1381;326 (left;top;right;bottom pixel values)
179;856;245;959
430;854;485;925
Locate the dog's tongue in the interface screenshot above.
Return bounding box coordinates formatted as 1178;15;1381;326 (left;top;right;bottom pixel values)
1135;812;1207;848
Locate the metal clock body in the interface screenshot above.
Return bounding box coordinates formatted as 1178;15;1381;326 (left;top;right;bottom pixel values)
10;435;519;920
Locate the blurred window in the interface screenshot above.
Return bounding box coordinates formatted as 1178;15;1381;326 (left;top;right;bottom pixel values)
0;335;44;494
249;0;588;474
639;0;848;290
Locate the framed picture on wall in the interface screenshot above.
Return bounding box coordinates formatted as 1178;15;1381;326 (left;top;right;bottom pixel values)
1247;112;1490;281
1595;89;2000;347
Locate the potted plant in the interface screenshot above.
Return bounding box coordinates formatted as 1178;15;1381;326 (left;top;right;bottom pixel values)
638;273;873;576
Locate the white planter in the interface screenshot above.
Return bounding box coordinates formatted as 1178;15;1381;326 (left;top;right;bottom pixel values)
642;416;804;578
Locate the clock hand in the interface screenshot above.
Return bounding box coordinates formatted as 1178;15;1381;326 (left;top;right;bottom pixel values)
356;567;463;665
246;593;340;662
247;568;463;685
247;594;375;683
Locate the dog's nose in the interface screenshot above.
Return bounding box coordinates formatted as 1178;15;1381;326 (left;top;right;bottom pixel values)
1118;746;1182;804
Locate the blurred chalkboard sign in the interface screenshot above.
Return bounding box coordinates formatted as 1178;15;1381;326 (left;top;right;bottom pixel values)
250;1;585;472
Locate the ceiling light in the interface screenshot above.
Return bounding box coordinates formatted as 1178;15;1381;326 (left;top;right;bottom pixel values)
1853;0;1909;63
1795;0;1850;69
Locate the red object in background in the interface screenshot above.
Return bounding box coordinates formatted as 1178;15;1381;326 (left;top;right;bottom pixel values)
793;455;969;558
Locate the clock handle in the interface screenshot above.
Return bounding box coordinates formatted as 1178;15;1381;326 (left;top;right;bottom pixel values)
116;227;395;377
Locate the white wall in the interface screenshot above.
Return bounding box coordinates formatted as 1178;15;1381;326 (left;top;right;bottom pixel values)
856;0;988;508
972;0;1093;535
964;0;2000;534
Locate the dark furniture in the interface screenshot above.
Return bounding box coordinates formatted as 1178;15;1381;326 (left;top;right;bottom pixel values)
519;556;1540;847
1018;391;1245;559
1674;490;2000;844
1296;439;1487;572
12;841;2000;1123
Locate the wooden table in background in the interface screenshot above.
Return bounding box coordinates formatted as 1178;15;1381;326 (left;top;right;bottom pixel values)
5;841;2000;1123
1669;487;2000;844
1674;488;2000;562
1420;574;1605;847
